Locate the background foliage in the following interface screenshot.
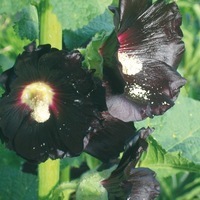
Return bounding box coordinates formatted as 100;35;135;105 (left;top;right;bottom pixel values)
0;0;200;199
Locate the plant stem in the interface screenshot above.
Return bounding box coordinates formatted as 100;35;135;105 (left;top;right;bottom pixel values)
39;0;62;48
38;0;62;199
38;159;60;199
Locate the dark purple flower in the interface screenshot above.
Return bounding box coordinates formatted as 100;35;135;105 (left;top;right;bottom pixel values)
0;42;137;163
0;42;100;161
101;128;160;200
101;0;186;122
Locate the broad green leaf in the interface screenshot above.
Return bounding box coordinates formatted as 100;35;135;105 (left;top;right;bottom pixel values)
63;9;114;50
0;0;30;16
139;137;200;178
50;0;113;30
0;143;22;168
0;164;37;200
13;5;39;40
136;96;200;164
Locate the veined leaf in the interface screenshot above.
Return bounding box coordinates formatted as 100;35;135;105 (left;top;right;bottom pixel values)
136;96;200;164
139;137;200;178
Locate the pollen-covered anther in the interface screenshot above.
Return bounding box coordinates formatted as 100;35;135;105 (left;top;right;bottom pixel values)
21;82;54;123
118;52;143;75
126;84;150;100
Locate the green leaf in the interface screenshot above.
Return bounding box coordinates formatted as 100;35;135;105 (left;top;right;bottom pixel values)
13;5;39;40
0;54;14;71
60;154;85;169
0;163;37;200
0;18;31;60
84;153;101;169
158;172;200;200
82;30;112;78
0;143;22;168
50;0;113;30
136;96;200;164
139;137;200;178
0;0;30;16
63;9;114;50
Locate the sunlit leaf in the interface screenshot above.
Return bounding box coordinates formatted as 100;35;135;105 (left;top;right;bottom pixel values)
0;0;30;16
136;96;200;164
139;137;200;178
63;10;114;50
50;0;113;31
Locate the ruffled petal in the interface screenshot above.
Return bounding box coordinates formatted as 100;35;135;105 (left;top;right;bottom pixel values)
84;111;137;162
101;0;186;122
0;43;104;162
101;127;160;199
118;1;184;68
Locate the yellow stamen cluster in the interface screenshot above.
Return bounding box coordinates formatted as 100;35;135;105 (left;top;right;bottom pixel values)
21;82;54;123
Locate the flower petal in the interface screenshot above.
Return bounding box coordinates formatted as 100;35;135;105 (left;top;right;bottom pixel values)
101;0;186;122
84;111;137;162
0;43;105;162
101;127;160;199
126;167;160;200
118;1;184;68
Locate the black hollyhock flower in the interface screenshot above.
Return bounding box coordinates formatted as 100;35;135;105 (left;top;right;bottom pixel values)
84;111;138;162
101;128;160;200
0;42;106;162
101;0;186;122
0;42;139;163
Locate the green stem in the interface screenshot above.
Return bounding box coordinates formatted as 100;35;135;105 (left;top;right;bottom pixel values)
38;0;62;199
38;159;60;199
39;0;62;48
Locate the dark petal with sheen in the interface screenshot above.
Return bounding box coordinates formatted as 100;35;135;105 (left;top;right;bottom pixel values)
84;111;137;162
118;1;184;68
118;0;152;34
127;167;160;200
102;0;186;122
0;43;104;162
101;128;160;200
107;60;186;121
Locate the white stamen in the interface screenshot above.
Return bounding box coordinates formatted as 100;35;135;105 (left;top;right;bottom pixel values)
21;82;54;123
126;84;150;100
118;52;143;75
